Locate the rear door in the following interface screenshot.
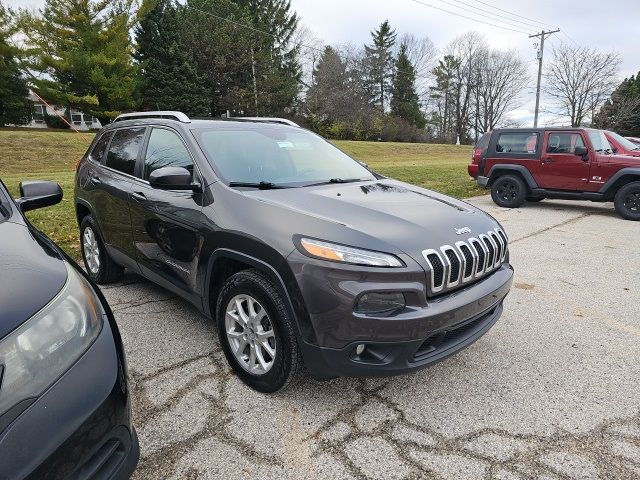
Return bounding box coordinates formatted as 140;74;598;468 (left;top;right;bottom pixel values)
538;131;590;190
92;127;146;264
129;126;205;302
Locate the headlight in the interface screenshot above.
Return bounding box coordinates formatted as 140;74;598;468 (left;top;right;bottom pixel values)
0;263;103;415
299;238;404;267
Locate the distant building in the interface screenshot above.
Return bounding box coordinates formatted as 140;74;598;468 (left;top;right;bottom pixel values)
26;92;102;131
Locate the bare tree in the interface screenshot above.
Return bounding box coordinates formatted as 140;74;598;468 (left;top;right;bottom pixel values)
398;33;437;108
290;24;323;90
445;31;488;141
475;49;529;132
544;43;621;127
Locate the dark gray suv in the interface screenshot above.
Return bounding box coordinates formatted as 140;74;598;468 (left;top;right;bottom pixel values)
74;111;514;392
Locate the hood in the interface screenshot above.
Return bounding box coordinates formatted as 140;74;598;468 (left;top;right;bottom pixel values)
244;179;500;260
0;220;68;339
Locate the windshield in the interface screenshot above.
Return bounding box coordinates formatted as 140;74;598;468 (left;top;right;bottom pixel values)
194;125;375;187
608;131;640;151
587;130;613;153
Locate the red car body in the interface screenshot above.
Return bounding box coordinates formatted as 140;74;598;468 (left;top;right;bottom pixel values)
604;131;640;157
468;128;640;220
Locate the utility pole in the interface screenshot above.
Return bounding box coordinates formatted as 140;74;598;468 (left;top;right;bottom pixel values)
530;29;560;127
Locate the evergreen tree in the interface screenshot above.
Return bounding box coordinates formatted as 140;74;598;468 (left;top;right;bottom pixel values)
0;3;31;126
238;0;302;115
364;20;397;112
23;0;137;123
429;55;460;140
593;72;640;135
134;0;209;116
390;43;425;128
307;46;350;119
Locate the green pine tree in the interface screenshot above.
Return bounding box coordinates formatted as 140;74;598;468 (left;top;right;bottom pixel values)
390;42;425;129
134;0;209;116
0;3;31;126
364;20;397;112
22;0;137;123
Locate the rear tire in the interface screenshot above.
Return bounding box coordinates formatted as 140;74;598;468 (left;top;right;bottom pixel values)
491;175;527;208
216;269;304;393
614;181;640;221
80;215;124;284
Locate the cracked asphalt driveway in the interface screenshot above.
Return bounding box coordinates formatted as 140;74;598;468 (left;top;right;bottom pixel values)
101;196;640;480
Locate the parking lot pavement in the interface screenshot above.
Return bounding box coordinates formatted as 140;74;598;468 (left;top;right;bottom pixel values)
102;196;640;480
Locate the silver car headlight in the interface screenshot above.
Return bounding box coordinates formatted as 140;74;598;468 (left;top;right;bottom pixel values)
299;238;404;267
0;263;103;415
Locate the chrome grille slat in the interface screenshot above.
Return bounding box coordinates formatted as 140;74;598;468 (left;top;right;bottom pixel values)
422;227;509;295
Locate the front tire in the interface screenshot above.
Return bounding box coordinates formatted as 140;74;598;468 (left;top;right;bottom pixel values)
80;215;124;283
614;181;640;221
216;269;304;393
491;175;527;208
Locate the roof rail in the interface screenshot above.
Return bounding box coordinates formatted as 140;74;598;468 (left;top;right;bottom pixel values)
113;111;191;123
236;117;300;127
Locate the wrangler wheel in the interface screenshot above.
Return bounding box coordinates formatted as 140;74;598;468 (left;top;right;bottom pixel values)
614;181;640;221
491;175;527;208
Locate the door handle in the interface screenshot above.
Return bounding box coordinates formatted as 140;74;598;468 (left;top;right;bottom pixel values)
89;175;102;185
131;191;146;202
542;158;555;164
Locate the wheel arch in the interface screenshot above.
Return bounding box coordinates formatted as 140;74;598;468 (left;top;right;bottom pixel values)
599;168;640;200
75;198;95;227
487;165;538;190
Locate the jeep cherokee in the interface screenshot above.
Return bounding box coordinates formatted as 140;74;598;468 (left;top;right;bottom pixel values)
469;128;640;220
75;111;514;392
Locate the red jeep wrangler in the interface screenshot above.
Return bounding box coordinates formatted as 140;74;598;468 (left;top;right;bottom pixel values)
468;128;640;221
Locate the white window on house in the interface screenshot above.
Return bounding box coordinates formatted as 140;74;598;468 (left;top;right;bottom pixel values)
33;105;45;123
70;109;83;125
85;114;95;125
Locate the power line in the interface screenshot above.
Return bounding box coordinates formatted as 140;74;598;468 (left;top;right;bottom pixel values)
449;0;550;31
470;0;560;30
407;0;532;35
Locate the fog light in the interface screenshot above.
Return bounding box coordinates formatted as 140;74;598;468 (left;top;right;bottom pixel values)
355;292;405;315
356;344;366;356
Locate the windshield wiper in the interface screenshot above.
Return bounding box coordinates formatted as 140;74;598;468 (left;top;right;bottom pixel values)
228;181;290;190
303;178;367;187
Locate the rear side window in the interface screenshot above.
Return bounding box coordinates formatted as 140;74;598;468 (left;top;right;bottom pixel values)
547;133;585;154
105;128;146;176
144;128;193;181
89;132;112;163
496;133;538;154
475;132;491;149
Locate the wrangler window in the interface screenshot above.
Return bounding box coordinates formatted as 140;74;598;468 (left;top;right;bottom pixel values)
547;133;585;154
496;133;538;154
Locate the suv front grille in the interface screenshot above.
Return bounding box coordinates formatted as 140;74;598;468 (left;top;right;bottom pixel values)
422;227;508;295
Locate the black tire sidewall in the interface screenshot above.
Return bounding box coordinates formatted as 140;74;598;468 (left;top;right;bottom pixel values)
614;182;640;221
216;271;297;393
491;175;527;208
80;215;107;282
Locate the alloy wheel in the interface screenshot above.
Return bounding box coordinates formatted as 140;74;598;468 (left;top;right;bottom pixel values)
82;227;101;274
497;181;518;202
225;294;277;375
623;190;640;213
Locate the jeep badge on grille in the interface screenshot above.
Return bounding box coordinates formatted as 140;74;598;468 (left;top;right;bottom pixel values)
455;227;471;235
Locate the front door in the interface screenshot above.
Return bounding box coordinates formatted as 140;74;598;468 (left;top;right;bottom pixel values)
538;131;590;190
129;127;205;302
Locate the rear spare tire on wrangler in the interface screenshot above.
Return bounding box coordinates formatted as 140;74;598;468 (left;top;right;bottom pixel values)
491;174;527;208
216;269;304;393
614;181;640;221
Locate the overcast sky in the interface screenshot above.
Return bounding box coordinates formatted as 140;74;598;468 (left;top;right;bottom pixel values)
8;0;640;125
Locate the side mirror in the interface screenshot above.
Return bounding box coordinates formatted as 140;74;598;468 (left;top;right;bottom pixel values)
16;180;63;212
574;146;589;160
148;167;200;191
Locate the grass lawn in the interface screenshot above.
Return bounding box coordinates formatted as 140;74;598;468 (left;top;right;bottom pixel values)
0;129;483;261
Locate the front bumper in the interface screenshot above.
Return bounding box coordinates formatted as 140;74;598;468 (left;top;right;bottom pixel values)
477;175;489;187
0;316;139;480
289;249;513;379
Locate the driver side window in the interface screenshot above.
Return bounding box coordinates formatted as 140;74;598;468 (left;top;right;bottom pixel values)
547;133;584;154
144;128;194;181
